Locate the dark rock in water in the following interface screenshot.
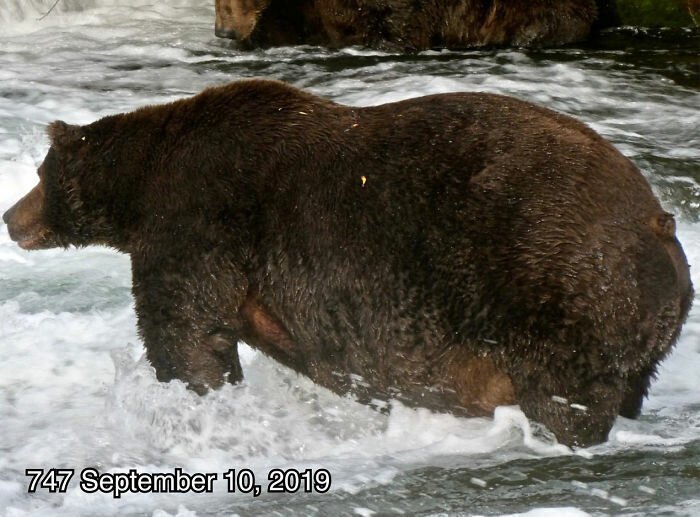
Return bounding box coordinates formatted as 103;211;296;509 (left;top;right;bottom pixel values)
598;0;700;29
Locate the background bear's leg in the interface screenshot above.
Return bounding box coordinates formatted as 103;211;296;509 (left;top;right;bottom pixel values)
131;252;248;394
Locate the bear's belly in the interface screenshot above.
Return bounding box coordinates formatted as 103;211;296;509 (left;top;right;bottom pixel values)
239;295;303;369
437;354;516;416
239;295;514;416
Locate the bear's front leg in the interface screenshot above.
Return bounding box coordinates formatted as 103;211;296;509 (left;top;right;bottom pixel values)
131;251;248;395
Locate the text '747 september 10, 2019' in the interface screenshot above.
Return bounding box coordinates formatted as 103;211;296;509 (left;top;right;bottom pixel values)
25;467;332;498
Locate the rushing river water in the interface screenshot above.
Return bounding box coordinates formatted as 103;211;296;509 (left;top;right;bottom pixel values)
1;2;699;516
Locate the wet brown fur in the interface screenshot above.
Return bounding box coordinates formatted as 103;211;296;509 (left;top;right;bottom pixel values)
3;79;693;447
215;0;599;50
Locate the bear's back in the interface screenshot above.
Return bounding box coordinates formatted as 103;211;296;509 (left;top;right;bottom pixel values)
245;83;672;353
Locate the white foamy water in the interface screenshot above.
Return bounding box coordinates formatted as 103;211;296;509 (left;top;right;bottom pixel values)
1;2;699;516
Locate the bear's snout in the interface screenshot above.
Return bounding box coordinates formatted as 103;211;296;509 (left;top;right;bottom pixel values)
3;185;51;250
2;205;14;225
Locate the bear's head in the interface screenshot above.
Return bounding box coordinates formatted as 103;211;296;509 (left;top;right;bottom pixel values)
3;120;128;251
215;0;272;41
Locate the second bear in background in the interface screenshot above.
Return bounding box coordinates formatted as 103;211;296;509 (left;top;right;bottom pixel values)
215;0;598;50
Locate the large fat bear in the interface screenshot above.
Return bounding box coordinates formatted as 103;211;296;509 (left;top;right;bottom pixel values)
214;0;599;50
3;79;693;447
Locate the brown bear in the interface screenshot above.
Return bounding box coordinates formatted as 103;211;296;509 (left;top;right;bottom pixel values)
3;79;693;448
214;0;599;50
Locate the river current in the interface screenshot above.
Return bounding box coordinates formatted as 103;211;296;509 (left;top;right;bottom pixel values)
0;2;699;516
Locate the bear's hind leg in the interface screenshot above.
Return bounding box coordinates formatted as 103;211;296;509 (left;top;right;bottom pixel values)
618;366;654;419
512;368;626;448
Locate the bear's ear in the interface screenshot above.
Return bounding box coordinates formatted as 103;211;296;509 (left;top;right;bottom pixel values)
47;120;85;149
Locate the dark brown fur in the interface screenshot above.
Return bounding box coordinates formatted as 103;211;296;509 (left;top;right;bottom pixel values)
3;79;693;447
215;0;599;50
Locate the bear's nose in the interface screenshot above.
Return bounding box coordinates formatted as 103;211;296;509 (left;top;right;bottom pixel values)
2;205;14;225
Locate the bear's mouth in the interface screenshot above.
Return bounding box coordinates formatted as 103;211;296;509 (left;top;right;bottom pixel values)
18;236;42;250
16;230;52;250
